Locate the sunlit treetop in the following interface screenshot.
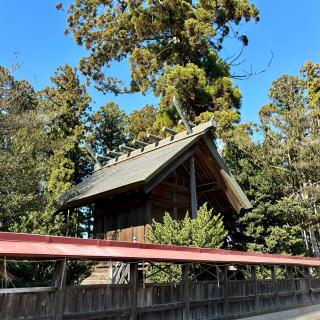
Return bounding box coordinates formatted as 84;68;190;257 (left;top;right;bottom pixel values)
66;0;259;133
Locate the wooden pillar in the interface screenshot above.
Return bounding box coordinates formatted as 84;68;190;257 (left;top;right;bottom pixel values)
146;201;152;224
103;211;107;239
3;256;8;288
172;170;178;219
306;267;313;303
130;263;138;320
145;201;152;242
272;265;279;307
288;266;296;304
182;264;190;320
53;259;67;320
190;156;197;218
223;266;229;317
251;265;259;311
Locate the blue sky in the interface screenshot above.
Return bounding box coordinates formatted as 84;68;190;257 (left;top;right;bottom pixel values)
1;0;319;123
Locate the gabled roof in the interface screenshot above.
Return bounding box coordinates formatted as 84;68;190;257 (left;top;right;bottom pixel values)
61;120;251;211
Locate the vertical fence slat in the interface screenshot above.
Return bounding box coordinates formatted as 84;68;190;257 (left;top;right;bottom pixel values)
53;259;67;320
224;266;229;317
288;266;296;306
3;263;320;319
272;265;279;307
130;263;138;320
183;264;190;320
251;266;259;311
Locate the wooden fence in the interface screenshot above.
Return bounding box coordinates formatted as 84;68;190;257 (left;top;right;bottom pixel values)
1;262;320;319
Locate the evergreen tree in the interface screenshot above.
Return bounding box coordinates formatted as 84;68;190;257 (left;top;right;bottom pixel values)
39;64;92;236
147;203;227;282
0;65;94;287
0;66;50;233
125;104;157;141
66;0;259;138
148;203;227;248
224;62;320;255
91;101;127;157
40;64;91;201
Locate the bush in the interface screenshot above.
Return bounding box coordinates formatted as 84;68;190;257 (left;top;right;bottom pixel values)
146;203;227;282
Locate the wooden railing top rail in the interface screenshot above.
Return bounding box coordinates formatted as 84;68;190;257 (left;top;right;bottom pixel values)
1;231;320;266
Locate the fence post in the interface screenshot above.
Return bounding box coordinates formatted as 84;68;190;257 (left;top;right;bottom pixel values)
182;264;190;320
272;265;279;308
130;262;138;320
224;266;229;317
53;258;67;320
251;265;259;311
306;267;313;303
288;266;296;305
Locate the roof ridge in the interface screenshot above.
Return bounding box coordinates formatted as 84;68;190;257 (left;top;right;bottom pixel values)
94;119;216;172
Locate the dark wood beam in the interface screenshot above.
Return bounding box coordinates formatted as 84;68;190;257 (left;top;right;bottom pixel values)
182;264;190;320
272;265;280;307
130;263;138;320
53;259;67;320
190;155;197;218
162;127;177;135
144;148;196;194
196;181;219;194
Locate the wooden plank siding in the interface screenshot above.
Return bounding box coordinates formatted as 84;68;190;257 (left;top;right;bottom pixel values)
92;147;238;244
94;194;150;242
2;276;320;319
93;166;194;242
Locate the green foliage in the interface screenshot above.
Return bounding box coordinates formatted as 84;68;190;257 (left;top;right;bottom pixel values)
5;260;95;288
66;0;259;139
0;66;51;233
301;61;320;113
6;261;56;288
91;101;127;156
0;65;95;286
40;65;92;201
125;104;158;140
224;61;320;255
147;203;227;282
148;203;227;248
155;63;206;110
66;260;96;285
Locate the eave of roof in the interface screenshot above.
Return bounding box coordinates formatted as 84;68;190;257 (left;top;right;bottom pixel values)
61;120;215;208
0;232;319;267
62;132;204;208
61;118;252;212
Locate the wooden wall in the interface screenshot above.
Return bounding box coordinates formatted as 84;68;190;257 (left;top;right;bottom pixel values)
93;166;194;243
149;168;192;222
94;194;150;242
2;269;320;319
92;149;237;243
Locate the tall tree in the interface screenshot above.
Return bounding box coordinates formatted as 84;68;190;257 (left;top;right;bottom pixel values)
39;65;92;237
66;0;259;138
125;104;157;141
0;66;50;233
0;65;96;286
91;101;127;157
224;62;320;255
39;64;91;201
